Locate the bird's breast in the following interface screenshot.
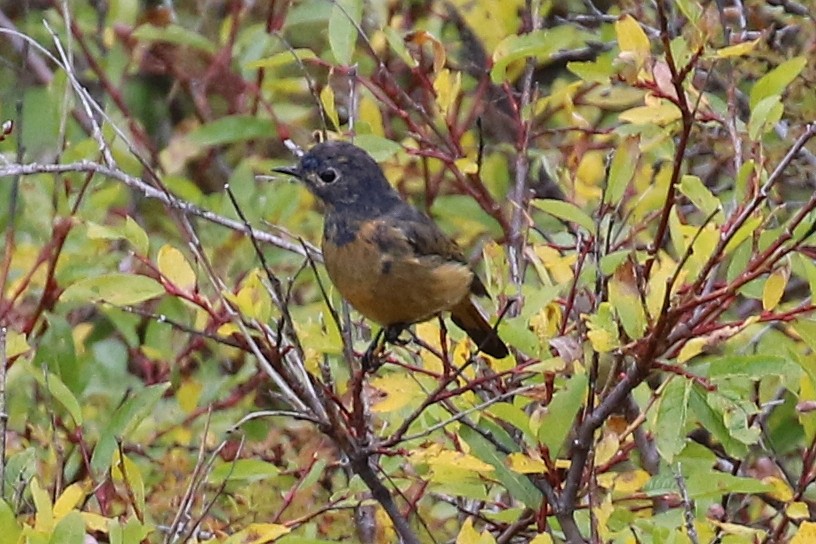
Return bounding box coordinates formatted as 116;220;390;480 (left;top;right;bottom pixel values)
321;216;473;327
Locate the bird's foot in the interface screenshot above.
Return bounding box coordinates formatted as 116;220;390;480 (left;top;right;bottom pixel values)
384;324;409;346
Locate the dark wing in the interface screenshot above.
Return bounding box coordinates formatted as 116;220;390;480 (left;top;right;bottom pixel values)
380;203;490;298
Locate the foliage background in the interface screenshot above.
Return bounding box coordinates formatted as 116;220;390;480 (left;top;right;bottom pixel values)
1;0;816;542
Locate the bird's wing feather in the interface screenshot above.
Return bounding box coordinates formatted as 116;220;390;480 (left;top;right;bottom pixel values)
379;204;490;298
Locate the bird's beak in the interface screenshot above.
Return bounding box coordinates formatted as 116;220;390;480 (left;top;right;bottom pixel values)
271;165;301;179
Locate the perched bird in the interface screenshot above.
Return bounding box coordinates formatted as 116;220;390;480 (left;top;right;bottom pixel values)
273;141;508;361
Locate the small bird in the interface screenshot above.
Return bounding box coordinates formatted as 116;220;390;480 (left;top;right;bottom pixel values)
273;141;508;361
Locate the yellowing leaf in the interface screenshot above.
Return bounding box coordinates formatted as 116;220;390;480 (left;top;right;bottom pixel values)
157;245;196;291
619;102;682;125
762;476;793;502
112;450;145;514
585;303;619;353
4;330;29;358
615;15;650;65
677;337;706;363
762;269;788;311
792;521;816;544
369;373;424;413
434;68;462;117
715;39;760;58
81;512;110;533
53;483;86;520
244;48;318;70
787;501;810;520
224;523;291;544
454;157;478;174
506;453;548;474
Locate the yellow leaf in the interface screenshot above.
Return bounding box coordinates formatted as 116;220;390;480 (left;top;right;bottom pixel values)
612;469;650;494
619;102;682;125
677;337;706;363
217;322;240;336
456;517;496;544
224;523;291;544
615;15;650;65
53;483;86;520
585;303;619;353
112;450;145;513
31;478;54;533
715;38;760;58
434;68;462;117
369;373;424;413
358;94;384;136
320;84;340;130
787;501;810;520
157;245;196;290
762;269;788;311
230;269;273;322
594;432;620;467
529;534;554;544
177;379;203;414
506;452;548;474
793;521;816;544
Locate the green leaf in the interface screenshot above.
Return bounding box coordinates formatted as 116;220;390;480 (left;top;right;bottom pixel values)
678;175;722;220
50;511;85;544
492;27;586;84
61;273;165;306
685;469;772;499
209;459;281;484
749;56;806;109
31;367;83;426
606;137;639;204
688;383;748;459
90;383;171;475
654;378;690;462
459;426;542;509
124;216;150;255
131;24;216;54
748;95;784;140
707;354;798;383
567;57;613;83
186;115;276;147
536;373;588;456
532;199;595;233
328;0;362;65
353;134;402;161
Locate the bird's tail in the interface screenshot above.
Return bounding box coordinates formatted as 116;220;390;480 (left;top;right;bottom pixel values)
451;298;509;358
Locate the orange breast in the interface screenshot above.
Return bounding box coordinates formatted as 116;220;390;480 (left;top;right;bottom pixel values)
322;225;473;326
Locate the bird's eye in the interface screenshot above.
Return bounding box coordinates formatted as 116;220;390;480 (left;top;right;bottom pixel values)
319;168;338;184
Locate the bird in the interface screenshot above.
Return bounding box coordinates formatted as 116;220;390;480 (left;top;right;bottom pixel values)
273;140;509;364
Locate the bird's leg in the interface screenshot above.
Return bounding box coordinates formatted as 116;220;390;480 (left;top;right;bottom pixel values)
384;324;409;346
362;328;385;372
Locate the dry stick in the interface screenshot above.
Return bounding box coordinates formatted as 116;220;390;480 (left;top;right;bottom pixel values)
0;327;6;498
507;0;540;287
0;160;315;258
